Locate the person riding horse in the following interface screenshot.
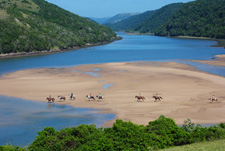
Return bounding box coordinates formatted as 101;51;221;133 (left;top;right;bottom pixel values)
70;93;75;100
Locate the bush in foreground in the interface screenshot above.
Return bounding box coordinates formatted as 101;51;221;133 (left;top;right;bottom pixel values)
1;116;225;150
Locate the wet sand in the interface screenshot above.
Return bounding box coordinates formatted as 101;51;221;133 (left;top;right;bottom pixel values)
0;61;225;127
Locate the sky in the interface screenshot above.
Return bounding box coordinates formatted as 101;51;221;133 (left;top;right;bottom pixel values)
45;0;195;18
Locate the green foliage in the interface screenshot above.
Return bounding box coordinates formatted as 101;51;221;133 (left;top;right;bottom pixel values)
2;116;225;150
0;0;116;54
155;0;225;39
182;118;195;132
105;10;155;32
0;144;25;151
134;3;183;33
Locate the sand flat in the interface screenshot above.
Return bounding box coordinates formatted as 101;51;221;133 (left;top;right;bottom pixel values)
0;61;225;126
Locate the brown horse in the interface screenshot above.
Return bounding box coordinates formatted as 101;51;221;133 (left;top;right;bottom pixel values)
96;95;104;100
153;96;163;101
135;96;145;101
47;97;55;103
58;95;66;101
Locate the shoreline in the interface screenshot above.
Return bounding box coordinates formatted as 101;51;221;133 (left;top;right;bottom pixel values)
0;36;122;59
124;32;225;48
0;61;225;127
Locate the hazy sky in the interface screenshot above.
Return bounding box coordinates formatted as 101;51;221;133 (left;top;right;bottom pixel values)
45;0;195;18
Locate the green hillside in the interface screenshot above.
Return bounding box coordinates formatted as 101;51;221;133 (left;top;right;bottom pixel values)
103;13;139;24
134;3;183;33
155;0;225;39
0;0;117;54
105;10;155;32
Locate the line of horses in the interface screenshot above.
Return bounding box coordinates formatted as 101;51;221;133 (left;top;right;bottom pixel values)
47;94;218;103
135;95;163;102
47;94;104;103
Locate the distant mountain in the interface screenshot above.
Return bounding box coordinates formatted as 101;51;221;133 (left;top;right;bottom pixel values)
0;0;117;54
103;13;139;24
106;11;155;31
155;0;225;39
134;3;184;33
89;17;111;24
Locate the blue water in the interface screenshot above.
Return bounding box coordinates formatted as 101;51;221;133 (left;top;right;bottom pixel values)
0;96;115;146
0;33;225;147
0;33;224;76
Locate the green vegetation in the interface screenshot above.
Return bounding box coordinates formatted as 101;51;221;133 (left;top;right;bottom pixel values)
160;139;225;151
155;0;225;39
1;115;225;150
0;0;117;54
134;3;183;33
107;0;225;39
103;13;139;24
105;10;155;32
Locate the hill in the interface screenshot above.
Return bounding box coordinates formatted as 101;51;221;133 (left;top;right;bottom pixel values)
106;10;155;31
155;0;225;39
103;13;139;24
0;0;117;54
89;17;111;24
134;3;183;33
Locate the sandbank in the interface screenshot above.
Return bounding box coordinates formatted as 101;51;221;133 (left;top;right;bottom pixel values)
0;61;225;127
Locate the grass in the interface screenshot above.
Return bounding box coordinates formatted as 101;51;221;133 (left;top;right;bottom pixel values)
160;139;225;151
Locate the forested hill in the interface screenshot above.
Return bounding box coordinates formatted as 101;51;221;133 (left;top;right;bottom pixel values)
0;0;117;54
103;13;139;24
134;3;183;33
105;10;155;32
155;0;225;39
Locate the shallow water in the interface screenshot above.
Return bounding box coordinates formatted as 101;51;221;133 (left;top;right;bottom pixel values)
0;96;115;146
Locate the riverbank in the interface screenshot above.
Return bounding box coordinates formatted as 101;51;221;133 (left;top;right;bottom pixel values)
125;32;225;48
0;36;122;59
0;60;225;127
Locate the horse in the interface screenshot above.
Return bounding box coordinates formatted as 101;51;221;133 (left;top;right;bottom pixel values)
208;97;218;102
86;95;95;101
96;95;104;101
135;96;145;102
153;96;163;101
58;95;66;101
47;97;55;103
69;95;75;100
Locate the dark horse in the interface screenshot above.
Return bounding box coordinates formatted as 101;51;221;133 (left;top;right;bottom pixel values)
58;95;66;101
153;96;163;101
47;97;55;103
208;97;218;102
96;95;104;101
135;96;145;102
86;95;95;101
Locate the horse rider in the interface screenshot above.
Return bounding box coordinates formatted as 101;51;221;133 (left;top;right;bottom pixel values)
139;93;141;99
99;93;102;99
212;95;216;101
60;95;63;99
49;95;52;101
155;94;158;99
70;93;73;99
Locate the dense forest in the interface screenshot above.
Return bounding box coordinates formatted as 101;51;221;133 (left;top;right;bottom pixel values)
107;0;225;39
105;10;155;32
134;3;183;33
155;0;225;39
1;115;225;150
0;0;117;54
